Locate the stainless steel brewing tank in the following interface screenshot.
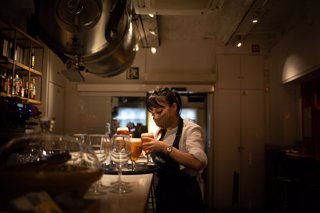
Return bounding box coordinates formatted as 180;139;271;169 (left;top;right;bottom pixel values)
35;0;137;77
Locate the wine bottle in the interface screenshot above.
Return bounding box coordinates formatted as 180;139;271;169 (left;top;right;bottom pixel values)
31;52;35;68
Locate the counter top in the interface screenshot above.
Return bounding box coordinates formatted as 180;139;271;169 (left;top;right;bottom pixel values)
285;150;320;160
82;173;154;213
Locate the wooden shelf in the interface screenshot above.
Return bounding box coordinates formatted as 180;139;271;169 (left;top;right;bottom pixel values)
0;18;43;105
0;92;41;104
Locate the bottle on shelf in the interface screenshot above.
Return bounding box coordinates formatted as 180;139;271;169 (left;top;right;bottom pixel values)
3;73;8;93
10;42;17;61
20;85;25;98
0;70;6;92
13;74;21;96
6;74;12;95
30;49;35;68
24;81;29;98
17;75;23;97
29;78;36;99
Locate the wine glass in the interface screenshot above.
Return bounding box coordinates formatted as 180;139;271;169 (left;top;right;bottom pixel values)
84;134;111;195
141;132;154;165
110;134;131;193
65;136;83;166
130;138;142;170
0;133;103;201
73;133;87;144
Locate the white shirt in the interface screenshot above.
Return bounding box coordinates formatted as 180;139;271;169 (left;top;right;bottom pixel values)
155;118;208;176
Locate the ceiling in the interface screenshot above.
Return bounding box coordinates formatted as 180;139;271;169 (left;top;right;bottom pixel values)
132;0;320;50
0;0;319;51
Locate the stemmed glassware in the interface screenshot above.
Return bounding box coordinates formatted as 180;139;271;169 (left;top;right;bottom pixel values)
65;135;84;166
110;134;131;193
141;132;154;165
73;134;87;144
84;134;111;195
130;138;142;170
0;133;103;200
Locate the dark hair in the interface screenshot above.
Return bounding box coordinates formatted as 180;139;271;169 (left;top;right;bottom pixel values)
146;88;182;115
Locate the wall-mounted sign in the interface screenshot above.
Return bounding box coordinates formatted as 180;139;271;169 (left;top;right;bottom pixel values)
127;67;139;80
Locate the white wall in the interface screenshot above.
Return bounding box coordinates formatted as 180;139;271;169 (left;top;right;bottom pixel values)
267;10;320;146
40;49;66;134
64;38;218;135
80;39;217;84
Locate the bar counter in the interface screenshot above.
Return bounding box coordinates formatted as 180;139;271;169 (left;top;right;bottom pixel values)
82;173;154;213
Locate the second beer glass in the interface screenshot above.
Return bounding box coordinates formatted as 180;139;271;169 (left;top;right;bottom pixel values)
130;138;142;170
141;132;154;165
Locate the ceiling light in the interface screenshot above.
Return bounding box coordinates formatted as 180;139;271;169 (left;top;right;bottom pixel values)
252;19;258;24
148;13;154;18
234;35;242;48
251;15;259;24
151;47;157;54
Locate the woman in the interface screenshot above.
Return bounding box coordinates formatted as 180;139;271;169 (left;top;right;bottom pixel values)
143;88;207;213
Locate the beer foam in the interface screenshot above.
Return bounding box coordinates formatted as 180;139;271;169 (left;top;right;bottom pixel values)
141;132;153;137
131;138;142;143
116;127;129;135
117;127;129;131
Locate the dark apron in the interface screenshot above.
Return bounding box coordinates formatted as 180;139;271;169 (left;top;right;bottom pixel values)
151;118;204;213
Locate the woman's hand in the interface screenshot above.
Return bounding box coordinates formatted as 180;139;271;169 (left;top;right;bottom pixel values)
142;138;167;154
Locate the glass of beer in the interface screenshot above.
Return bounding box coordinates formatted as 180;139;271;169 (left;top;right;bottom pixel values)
141;132;154;165
116;127;129;135
130;138;142;170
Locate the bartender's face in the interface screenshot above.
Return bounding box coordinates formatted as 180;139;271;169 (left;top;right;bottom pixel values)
150;100;177;129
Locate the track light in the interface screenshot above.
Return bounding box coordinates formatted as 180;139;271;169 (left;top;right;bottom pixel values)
232;35;242;48
236;41;242;48
251;15;259;24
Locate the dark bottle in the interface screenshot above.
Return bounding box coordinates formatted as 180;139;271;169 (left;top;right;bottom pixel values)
10;42;16;60
0;70;6;92
24;81;29;98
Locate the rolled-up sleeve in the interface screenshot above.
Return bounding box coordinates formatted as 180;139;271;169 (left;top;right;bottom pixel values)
181;122;208;169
